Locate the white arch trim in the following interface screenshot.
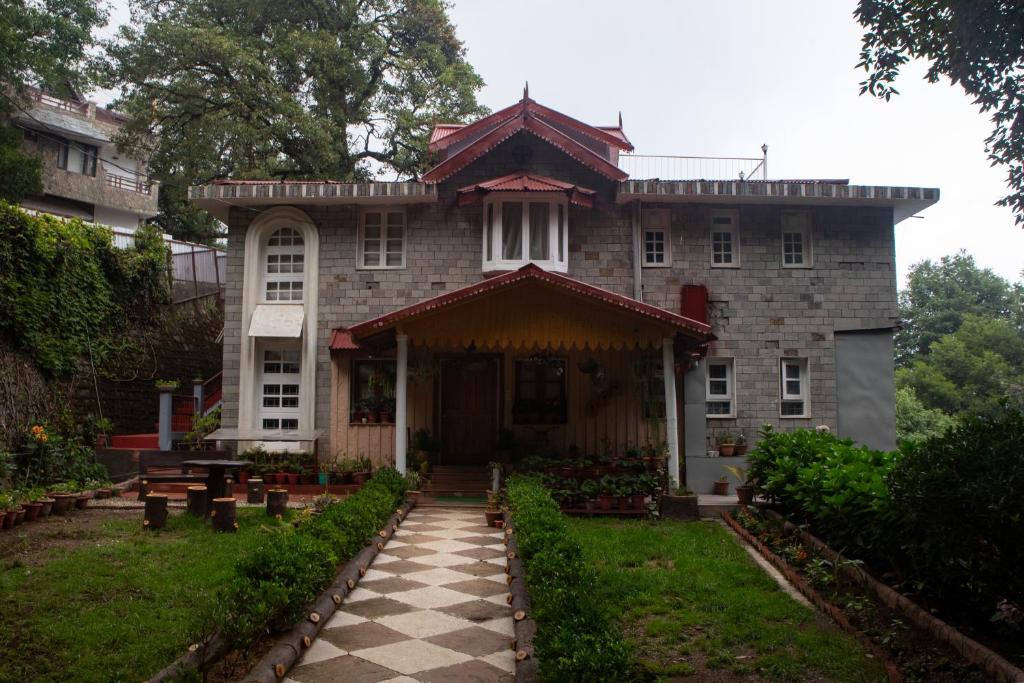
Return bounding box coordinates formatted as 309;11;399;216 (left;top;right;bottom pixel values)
238;206;319;436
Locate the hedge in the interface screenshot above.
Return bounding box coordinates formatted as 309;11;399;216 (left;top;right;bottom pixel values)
217;467;406;648
506;477;630;682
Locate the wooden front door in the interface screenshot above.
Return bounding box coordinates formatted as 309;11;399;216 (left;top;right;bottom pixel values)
439;356;500;464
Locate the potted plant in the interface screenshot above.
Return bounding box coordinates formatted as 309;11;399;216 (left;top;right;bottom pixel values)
32;487;54;517
718;433;736;457
484;489;502;526
285;459;301;485
735;433;748;456
580;479;599;511
723;464;754;505
0;492;16;530
597;475;616;511
47;483;77;515
353;400;369;424
318;461;334;486
712;476;730;496
366;398;380;424
616;476;632;511
661;478;699;520
632;474;654;510
75;486;93;509
352;456;372;485
404;470;422;503
154;379;180;391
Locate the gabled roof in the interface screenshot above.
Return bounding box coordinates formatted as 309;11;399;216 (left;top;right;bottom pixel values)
422;97;632;184
456;172;597;207
332;263;711;350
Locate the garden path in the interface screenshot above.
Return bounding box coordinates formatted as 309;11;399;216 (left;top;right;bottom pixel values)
286;507;515;683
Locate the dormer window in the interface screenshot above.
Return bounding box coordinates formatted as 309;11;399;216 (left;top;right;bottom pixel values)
482;195;568;273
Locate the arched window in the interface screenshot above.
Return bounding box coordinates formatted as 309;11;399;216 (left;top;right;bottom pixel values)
264;227;304;301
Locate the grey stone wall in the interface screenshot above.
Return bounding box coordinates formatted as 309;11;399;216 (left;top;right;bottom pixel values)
220;135;897;455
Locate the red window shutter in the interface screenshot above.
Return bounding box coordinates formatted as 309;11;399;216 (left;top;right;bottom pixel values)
680;285;708;324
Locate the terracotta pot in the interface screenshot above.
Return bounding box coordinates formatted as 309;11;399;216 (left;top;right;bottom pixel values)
263;473;277;485
13;507;25;525
276;472;289;485
338;471;354;485
407;490;421;503
75;494;91;509
300;473;314;485
735;485;754;505
735;444;748;456
597;494;614;511
484;509;502;526
719;444;736;457
367;413;380;424
712;480;730;496
631;494;646;510
557;467;575;478
239;470;250;484
37;498;54;517
583;498;596;512
2;509;15;529
23;501;43;522
50;494;75;515
286;473;299;485
353;471;370;485
494;519;505;529
617;496;630;511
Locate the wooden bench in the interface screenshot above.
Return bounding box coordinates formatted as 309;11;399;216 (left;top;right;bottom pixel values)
137;450;231;500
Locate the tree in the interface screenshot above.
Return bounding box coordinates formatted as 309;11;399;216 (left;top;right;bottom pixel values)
897;314;1024;419
103;0;486;240
0;0;106;202
895;386;955;445
896;251;1021;364
855;1;1024;223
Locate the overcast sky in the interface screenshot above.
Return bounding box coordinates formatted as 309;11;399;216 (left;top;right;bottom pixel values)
102;0;1023;286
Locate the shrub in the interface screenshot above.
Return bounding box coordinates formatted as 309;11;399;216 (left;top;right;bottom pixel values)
746;425;897;555
889;406;1024;619
507;477;630;681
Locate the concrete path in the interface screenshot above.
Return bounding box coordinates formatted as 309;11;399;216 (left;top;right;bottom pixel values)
286;507;515;683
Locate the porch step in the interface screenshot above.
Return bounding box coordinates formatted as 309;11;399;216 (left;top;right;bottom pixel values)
110;433;160;449
422;466;491;496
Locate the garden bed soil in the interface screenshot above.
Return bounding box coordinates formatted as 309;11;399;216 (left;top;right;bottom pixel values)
0;508;139;569
729;509;993;683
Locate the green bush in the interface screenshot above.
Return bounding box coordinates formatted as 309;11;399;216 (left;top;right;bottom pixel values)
218;468;406;649
889;406;1024;619
746;426;897;555
507;477;630;681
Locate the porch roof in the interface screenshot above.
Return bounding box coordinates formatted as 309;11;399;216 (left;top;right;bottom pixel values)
331;264;712;352
456;172;597;208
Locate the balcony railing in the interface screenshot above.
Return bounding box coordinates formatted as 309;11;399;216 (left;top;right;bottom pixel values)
106;172;152;195
31;90;90;115
619;150;768;181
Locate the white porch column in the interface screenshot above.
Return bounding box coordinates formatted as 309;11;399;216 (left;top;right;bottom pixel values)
395;334;409;473
662;337;681;490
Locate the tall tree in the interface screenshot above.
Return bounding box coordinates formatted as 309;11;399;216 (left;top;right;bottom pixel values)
896;251;1021;365
0;0;106;201
104;0;486;241
855;1;1024;223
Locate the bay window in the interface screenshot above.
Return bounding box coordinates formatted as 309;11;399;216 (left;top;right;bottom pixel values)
483;195;567;272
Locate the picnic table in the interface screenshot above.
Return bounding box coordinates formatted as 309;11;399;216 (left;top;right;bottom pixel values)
181;458;252;500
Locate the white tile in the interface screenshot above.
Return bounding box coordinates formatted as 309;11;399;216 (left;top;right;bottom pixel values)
410;552;470;568
483;556;507;566
379;677;421;683
324;610;367;629
484;543;506;551
482;593;512;607
385;539;408;548
351;639;473;675
401;567;478;586
419;539;478;553
362;568;393;581
296;638;346;665
480;648;516;674
375;609;476;638
477;617;515;637
387;586;476;609
482;571;509;583
344;587;381;603
372;552;401;565
419;527;483;539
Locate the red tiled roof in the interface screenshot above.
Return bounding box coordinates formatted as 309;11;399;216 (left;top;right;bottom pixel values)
331;263;711;350
430;123;465;145
328;329;361;350
456;173;597;207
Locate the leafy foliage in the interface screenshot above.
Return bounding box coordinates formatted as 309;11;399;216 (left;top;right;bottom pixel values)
102;0;486;239
890;406;1024;620
746;426;897;556
855;1;1024;222
0;202;171;375
507;477;631;681
894;386;955;445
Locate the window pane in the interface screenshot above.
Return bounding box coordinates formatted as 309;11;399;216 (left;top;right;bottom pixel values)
281;419;298;430
645;230;665;263
708;363;727;379
785;363;801;379
502;203;522;259
786;380;801;395
707;400;732;415
709;380;728;395
263;397;280;407
281;361;299;374
781;401;804;416
262;419;279;429
529;203;549;260
263;362;281;374
385;252;402;267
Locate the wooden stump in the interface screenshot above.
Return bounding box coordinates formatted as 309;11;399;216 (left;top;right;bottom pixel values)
211;497;237;533
143;493;169;530
186;485;208;518
247;478;265;504
266;489;289;517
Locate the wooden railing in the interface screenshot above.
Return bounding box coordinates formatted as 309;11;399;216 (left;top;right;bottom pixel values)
31;90;89;115
106;172;152;195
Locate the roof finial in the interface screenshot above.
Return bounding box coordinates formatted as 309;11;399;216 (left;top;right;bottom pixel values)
523;81;529;100
618;111;623;128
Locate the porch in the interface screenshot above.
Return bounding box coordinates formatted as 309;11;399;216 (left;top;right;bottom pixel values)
329;265;712;487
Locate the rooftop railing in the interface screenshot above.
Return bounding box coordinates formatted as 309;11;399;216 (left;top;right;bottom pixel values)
31;90;90;115
619;146;768;181
106;172;153;195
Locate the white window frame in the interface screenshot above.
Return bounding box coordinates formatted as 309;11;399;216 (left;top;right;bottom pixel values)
258;344;301;430
781;211;812;268
779;357;809;418
642;208;671;268
482;193;568;273
705;357;736;418
358;208;407;270
263;227;305;303
710;210;740;268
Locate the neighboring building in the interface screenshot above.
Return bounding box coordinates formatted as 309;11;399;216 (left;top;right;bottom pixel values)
11;88;159;231
190;93;938;493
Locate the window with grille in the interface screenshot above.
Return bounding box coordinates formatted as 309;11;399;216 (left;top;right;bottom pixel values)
264;227;304;301
260;347;300;430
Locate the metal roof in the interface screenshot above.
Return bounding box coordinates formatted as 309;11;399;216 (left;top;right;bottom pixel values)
456;173;597;207
14;107;110;144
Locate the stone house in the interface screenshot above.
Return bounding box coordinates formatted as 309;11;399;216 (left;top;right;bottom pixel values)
190;94;937;492
12;88;158;231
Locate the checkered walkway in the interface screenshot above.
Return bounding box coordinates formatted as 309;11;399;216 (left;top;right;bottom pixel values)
286;507;514;683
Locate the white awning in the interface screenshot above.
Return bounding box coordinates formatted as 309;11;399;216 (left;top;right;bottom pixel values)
248;304;304;338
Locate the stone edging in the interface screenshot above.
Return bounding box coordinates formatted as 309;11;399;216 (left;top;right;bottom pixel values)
148;499;414;683
503;508;539;683
722;511;903;682
758;509;1024;683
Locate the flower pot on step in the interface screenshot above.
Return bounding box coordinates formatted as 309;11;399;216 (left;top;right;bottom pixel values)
13;507;25;525
484;510;502;526
23;502;43;522
50;494;75;515
712;480;730;496
285;473;299;485
37;498;54;517
718;444;736;457
407;490;421;503
735;485;754;505
75;494;91;509
2;509;15;529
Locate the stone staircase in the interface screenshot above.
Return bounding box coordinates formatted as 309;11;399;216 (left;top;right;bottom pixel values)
422;465;492;497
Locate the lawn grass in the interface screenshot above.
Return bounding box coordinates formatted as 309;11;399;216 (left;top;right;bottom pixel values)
569;517;887;682
0;508;290;683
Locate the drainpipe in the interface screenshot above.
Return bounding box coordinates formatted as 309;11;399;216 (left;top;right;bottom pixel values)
632;199;642;301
